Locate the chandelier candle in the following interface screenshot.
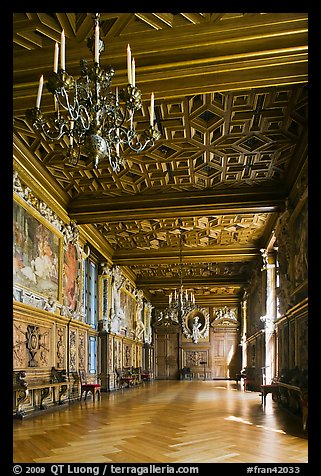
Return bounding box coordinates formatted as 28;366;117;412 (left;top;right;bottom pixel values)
94;24;99;64
53;42;59;73
36;75;43;109
132;58;135;87
150;92;154;126
60;30;65;70
127;44;132;84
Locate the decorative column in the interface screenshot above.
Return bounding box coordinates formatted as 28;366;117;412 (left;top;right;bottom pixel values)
241;293;248;372
260;248;277;384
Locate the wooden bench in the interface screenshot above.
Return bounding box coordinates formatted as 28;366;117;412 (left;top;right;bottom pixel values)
260;383;280;407
277;381;308;431
13;368;70;418
115;367;135;388
141;370;152;381
261;380;308;430
79;370;101;402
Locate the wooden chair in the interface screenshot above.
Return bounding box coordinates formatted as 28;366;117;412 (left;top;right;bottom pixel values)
79;370;101;402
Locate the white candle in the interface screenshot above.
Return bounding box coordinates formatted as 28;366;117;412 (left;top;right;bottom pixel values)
132;58;135;87
127;44;132;84
60;30;65;70
95;24;99;64
116;128;120;156
115;86;118;104
54;42;59;73
36;75;44;109
70;120;74;147
150;92;154;126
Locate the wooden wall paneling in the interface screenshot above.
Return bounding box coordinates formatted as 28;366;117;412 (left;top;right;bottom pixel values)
55;324;67;369
296;315;308;369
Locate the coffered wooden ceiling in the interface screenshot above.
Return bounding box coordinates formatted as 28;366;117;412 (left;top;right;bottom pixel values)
13;12;308;306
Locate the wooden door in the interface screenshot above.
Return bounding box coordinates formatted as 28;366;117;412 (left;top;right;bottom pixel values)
155;332;179;379
212;330;238;378
213;334;226;377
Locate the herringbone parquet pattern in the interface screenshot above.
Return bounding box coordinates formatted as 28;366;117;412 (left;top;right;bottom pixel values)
13;381;308;464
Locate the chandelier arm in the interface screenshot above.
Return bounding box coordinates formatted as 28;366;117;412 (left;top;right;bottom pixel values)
77;105;91;133
126;137;152;153
55;87;79;121
41;117;68;141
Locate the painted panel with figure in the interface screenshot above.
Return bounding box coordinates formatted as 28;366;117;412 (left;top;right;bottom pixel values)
120;288;136;335
13;197;61;300
63;243;81;312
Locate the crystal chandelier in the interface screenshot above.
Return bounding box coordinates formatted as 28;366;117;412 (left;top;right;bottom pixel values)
26;13;161;173
168;219;195;318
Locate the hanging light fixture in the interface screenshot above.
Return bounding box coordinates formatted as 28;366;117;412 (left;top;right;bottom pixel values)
26;13;161;172
168;218;196;317
157;218;209;344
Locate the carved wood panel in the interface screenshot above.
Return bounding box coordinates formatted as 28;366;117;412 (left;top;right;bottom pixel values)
155;333;179;379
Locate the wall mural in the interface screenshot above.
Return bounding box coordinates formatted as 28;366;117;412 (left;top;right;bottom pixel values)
13;172;85;320
63;242;80;312
13;198;61;301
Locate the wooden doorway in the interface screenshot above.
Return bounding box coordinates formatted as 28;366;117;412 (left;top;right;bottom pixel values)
155;332;179;379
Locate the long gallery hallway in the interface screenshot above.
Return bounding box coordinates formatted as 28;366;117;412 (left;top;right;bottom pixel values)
13;380;308;464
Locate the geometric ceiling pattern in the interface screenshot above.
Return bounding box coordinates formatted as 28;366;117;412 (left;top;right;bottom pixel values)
13;12;308;305
14;86;307;198
94;213;269;250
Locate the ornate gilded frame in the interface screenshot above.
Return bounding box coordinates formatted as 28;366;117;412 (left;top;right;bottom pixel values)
181;307;210;343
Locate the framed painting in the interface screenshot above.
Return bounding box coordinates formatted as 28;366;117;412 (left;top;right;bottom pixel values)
13;194;62;301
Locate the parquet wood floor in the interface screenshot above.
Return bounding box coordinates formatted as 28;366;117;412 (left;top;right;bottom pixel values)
13;380;308;464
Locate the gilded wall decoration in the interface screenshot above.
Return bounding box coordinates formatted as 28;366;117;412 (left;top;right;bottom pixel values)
182;307;210;343
108;337;113;370
25;325;50;367
123;343;132;367
185;351;207;367
13;323;27;368
78;332;86;369
13;197;61;301
212;306;239;327
114;339;122;369
69;330;77;372
56;326;66;368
